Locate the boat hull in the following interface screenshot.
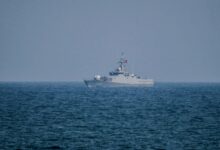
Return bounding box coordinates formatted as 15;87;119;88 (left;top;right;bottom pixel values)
84;79;154;87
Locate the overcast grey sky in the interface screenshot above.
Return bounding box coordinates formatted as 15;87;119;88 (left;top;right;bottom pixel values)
0;0;219;82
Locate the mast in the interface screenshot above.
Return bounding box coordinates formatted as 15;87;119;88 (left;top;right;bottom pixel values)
118;52;127;73
109;52;128;75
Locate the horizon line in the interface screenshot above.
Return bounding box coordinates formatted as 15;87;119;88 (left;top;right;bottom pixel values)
0;80;220;83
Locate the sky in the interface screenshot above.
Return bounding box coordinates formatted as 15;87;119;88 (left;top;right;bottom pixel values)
0;0;220;82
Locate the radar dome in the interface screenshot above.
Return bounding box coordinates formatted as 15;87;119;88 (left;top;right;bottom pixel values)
94;75;101;80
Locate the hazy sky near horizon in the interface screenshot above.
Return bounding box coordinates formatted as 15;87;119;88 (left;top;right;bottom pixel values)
0;0;220;82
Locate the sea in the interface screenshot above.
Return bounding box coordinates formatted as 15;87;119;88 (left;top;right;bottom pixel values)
0;82;220;150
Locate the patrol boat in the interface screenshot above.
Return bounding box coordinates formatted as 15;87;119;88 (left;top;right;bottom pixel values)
84;54;154;87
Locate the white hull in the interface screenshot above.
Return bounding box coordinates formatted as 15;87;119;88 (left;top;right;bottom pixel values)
84;79;154;87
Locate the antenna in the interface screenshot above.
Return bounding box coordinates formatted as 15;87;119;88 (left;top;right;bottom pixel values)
121;52;124;57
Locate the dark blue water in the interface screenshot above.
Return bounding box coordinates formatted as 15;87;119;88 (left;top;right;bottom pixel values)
0;82;220;150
